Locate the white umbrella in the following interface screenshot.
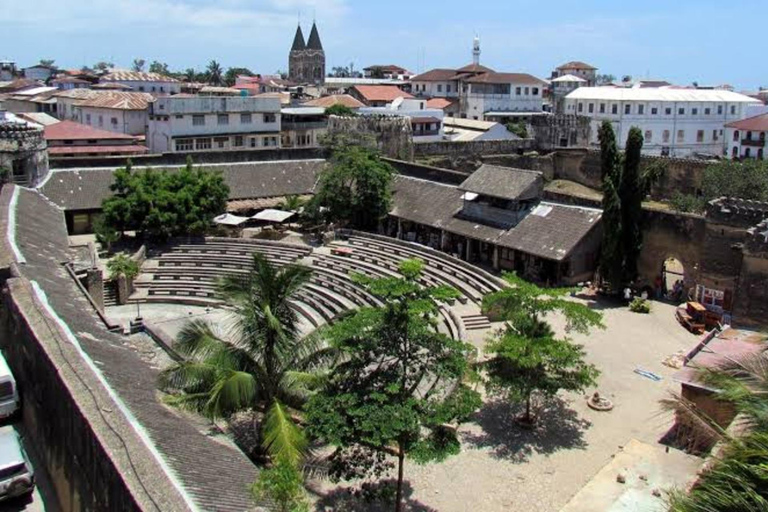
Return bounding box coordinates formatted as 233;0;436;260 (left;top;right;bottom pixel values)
251;209;295;223
213;213;249;226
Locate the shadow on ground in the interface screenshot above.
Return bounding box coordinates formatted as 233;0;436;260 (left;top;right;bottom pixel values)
463;396;592;462
313;479;438;512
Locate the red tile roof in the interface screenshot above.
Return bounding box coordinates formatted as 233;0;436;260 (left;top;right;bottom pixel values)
352;85;413;102
48;144;149;155
410;116;441;124
556;61;597;71
303;94;364;109
44;120;136;141
456;63;495;73
464;72;546;85
410;69;458;82
426;98;457;109
726;113;768;132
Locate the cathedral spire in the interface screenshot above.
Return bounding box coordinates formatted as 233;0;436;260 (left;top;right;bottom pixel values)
291;24;306;52
307;21;323;51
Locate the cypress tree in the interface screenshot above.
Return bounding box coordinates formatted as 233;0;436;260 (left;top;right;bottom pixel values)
598;121;624;290
619;127;644;284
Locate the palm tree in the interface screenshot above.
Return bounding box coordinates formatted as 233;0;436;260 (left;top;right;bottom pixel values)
662;352;768;510
159;254;335;464
278;195;306;212
184;68;196;83
206;60;223;85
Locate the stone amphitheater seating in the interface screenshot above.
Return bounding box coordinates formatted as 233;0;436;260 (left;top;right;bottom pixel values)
134;237;483;339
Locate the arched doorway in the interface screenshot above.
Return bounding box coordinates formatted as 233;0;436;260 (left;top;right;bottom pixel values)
662;257;686;302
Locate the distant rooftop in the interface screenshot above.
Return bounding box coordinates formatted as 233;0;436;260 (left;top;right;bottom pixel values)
566;86;761;103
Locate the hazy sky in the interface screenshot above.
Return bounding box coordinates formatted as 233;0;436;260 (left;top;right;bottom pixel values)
2;0;764;90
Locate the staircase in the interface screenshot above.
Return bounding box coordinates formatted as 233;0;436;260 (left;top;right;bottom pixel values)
462;314;492;331
103;280;118;307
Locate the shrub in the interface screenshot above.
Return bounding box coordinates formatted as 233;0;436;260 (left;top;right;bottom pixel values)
506;121;528;138
629;297;651;314
106;254;140;280
251;459;309;512
669;192;706;213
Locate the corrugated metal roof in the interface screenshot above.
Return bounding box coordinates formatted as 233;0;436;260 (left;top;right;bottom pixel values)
101;70;179;83
566;86;761;103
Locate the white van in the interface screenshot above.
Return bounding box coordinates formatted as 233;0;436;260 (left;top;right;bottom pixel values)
0;355;19;420
0;426;34;501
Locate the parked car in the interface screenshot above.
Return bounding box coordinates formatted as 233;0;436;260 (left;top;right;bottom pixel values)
0;354;18;420
0;426;34;501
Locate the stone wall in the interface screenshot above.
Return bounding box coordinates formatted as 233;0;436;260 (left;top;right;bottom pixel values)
412;138;533;159
733;220;768;325
382;157;470;186
326;115;413;160
50;146;322;169
0;122;49;186
529;114;591;150
0;277;142;512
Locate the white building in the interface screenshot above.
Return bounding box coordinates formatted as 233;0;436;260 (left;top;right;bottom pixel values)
552;61;598;86
551;74;586;113
359;98;445;142
55;89;154;136
147;95;281;153
725;112;768;160
100;70;181;95
564;86;761;157
280;107;327;149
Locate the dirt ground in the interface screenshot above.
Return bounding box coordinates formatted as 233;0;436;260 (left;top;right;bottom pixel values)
309;296;702;512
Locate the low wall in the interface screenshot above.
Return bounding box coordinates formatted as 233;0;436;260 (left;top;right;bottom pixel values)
50;146;322;169
413;139;534;158
383;158;470;186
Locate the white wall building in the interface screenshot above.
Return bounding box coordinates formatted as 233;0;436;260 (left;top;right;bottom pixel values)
552;61;598;86
443;117;517;141
725;113;768;160
564;87;761;157
359;98;445;142
100;70;181;95
147;95;281;153
55;90;153;136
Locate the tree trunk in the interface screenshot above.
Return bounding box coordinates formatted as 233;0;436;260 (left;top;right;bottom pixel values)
525;394;531;423
395;444;405;512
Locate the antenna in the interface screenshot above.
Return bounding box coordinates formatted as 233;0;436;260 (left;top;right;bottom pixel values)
298;10;301;26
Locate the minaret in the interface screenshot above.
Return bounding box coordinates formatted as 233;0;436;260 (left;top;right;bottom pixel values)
472;35;481;66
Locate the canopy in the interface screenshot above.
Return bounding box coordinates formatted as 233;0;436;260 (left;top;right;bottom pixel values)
251;209;295;223
213;213;249;226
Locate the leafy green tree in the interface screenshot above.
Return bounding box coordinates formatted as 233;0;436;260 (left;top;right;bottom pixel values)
183;68;197;83
482;273;602;424
598;121;624;288
368;66;386;79
92;61;113;74
93;216;120;253
505;121;528;138
101;158;229;241
324;104;356;117
307;259;481;512
278;195;306;212
206;60;223;85
160;254;335;463
106;253;140;280
251;458;310;512
38;59;55;68
148;61;170;76
619;127;644;283
596;74;616;85
131;59;146;72
224;67;254;87
313;146;396;231
702;159;768;202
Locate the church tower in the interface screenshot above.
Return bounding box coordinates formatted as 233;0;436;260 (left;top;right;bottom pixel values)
288;22;326;85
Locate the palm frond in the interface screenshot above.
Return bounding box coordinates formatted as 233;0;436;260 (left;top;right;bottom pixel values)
262;400;308;466
659;391;729;449
204;370;258;419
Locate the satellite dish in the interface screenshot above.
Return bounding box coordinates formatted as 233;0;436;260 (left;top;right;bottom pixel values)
391;96;404;110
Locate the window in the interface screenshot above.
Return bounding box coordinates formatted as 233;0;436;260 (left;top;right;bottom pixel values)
196;138;212;150
160;86;165;92
588;103;594;113
98;115;103;127
215;136;228;148
638;104;644;115
745;147;751;158
704;107;711;115
151;86;156;92
599;103;605;114
624;104;631;115
578;102;583;113
663;130;670;143
220;98;227;110
175;138;193;151
692;108;698;115
193;115;205;126
158;103;165;110
175;114;183;119
515;87;521;95
524;87;529;95
717;105;723;115
611;104;618;114
665;107;672;115
730;105;736;115
437;84;442;93
677;130;684;143
446;85;451;93
234;135;244;147
139;86;145;92
217;114;229;126
264;113;276;123
240;113;252;124
111;117;118;125
746;131;753;140
733;130;740;141
532;87;539;96
696;130;704;142
651;107;658;115
678;107;685;115
250;137;258;148
645;130;652;142
86;114;91;124
712;129;718;141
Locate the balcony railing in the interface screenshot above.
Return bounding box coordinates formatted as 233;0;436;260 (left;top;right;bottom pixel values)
282;122;327;131
741;138;766;147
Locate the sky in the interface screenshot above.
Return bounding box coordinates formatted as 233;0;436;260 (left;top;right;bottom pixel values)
2;0;765;90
